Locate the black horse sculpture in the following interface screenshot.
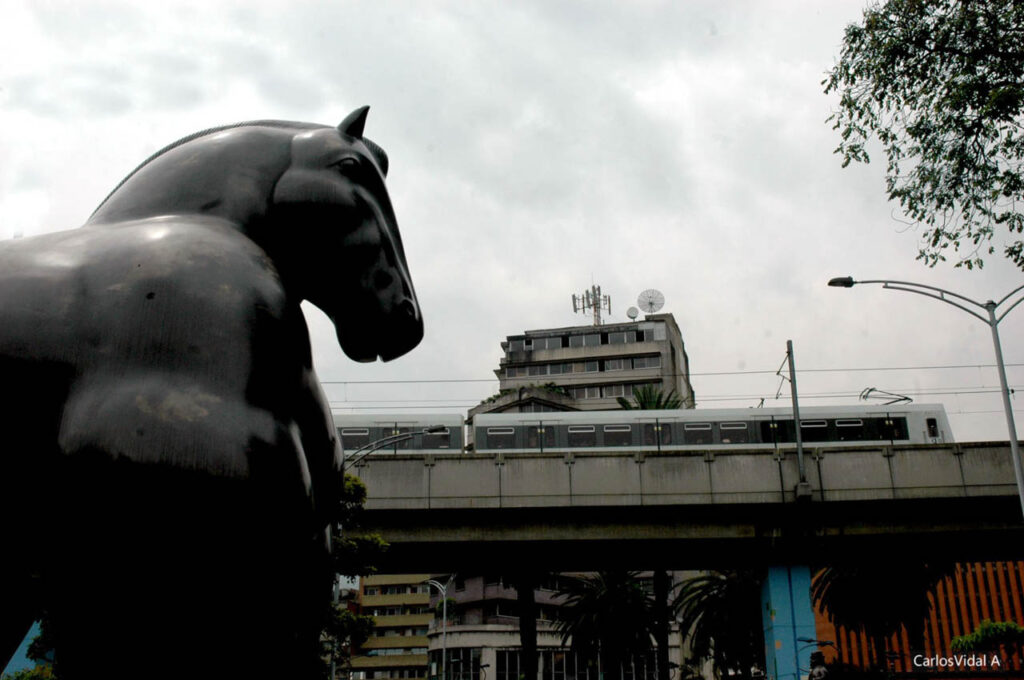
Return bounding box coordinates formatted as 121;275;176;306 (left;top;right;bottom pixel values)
0;107;422;678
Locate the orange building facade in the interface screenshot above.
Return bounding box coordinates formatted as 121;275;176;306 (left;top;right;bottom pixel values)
814;561;1024;676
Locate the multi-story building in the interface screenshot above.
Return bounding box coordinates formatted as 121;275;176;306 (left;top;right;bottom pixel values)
485;313;694;413
351;574;433;680
424;573;681;680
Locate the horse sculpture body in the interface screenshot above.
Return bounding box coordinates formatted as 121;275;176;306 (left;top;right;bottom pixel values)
0;107;422;679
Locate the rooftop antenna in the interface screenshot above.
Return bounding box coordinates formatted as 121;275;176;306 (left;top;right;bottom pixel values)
572;284;611;326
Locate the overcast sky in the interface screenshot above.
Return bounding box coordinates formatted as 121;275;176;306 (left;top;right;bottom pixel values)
1;1;1021;442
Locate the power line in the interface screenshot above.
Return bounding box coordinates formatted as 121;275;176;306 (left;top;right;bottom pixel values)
319;362;1024;386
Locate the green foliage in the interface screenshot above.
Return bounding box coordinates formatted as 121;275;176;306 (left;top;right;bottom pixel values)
555;571;654;671
1;666;56;680
824;0;1024;270
672;571;763;679
320;603;376;678
811;563;950;667
481;383;571;405
951;619;1024;652
331;473;389;579
325;472;389;676
616;385;682;410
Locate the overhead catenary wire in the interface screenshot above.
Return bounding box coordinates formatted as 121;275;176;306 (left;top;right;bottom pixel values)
318;362;1024;386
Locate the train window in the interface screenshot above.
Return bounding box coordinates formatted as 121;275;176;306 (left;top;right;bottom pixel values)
422;428;451;449
719;422;749;444
603;425;632;446
339;428;370;450
486;427;516;449
643;423;672;445
526;425;555;449
683;423;713;445
799;420;829;442
836;419;863;441
567;426;597;447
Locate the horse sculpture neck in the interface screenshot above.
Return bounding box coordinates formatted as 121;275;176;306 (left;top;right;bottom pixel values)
87;124;307;236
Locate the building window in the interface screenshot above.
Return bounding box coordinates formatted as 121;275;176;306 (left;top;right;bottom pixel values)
602;384;625;398
496;651;520;680
509;339;526;352
632;355;661;369
607;331;636;344
604;358;625;371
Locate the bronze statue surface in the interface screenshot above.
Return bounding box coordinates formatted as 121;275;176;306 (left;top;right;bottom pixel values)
0;107;422;678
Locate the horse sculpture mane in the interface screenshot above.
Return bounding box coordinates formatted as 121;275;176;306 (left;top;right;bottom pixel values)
0;107;422;679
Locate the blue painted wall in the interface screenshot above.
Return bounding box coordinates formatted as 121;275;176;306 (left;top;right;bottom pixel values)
762;566;816;680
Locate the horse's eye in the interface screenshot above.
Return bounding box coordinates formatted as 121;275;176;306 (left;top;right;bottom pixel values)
333;157;360;171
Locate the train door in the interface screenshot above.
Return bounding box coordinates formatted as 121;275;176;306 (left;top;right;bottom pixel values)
639;417;669;452
760;417;796;449
525;420;555;453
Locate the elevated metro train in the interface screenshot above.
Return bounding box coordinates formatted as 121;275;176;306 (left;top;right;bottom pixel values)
333;404;952;456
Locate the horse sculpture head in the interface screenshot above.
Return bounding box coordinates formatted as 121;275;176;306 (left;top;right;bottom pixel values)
88;107;422;362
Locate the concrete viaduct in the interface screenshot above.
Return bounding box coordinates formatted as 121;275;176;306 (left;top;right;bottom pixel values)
351;442;1024;573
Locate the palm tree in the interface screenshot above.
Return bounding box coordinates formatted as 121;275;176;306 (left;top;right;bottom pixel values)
672;570;763;680
811;563;949;669
511;571;542;680
555;571;655;680
617;385;682;410
616;385;681;680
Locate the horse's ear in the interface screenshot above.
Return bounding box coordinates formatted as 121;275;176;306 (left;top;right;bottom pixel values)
339;106;370;139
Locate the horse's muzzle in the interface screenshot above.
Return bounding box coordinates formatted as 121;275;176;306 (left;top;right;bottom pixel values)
377;298;423;362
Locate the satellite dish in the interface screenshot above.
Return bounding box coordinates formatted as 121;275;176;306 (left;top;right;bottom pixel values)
637;289;664;313
626;306;639;320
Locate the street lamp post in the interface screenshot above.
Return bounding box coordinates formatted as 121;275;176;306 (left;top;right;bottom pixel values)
828;276;1024;519
342;424;449;471
330;425;448;680
424;576;455;680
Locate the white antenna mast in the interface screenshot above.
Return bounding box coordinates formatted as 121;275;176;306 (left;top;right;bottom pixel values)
572;284;611;326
